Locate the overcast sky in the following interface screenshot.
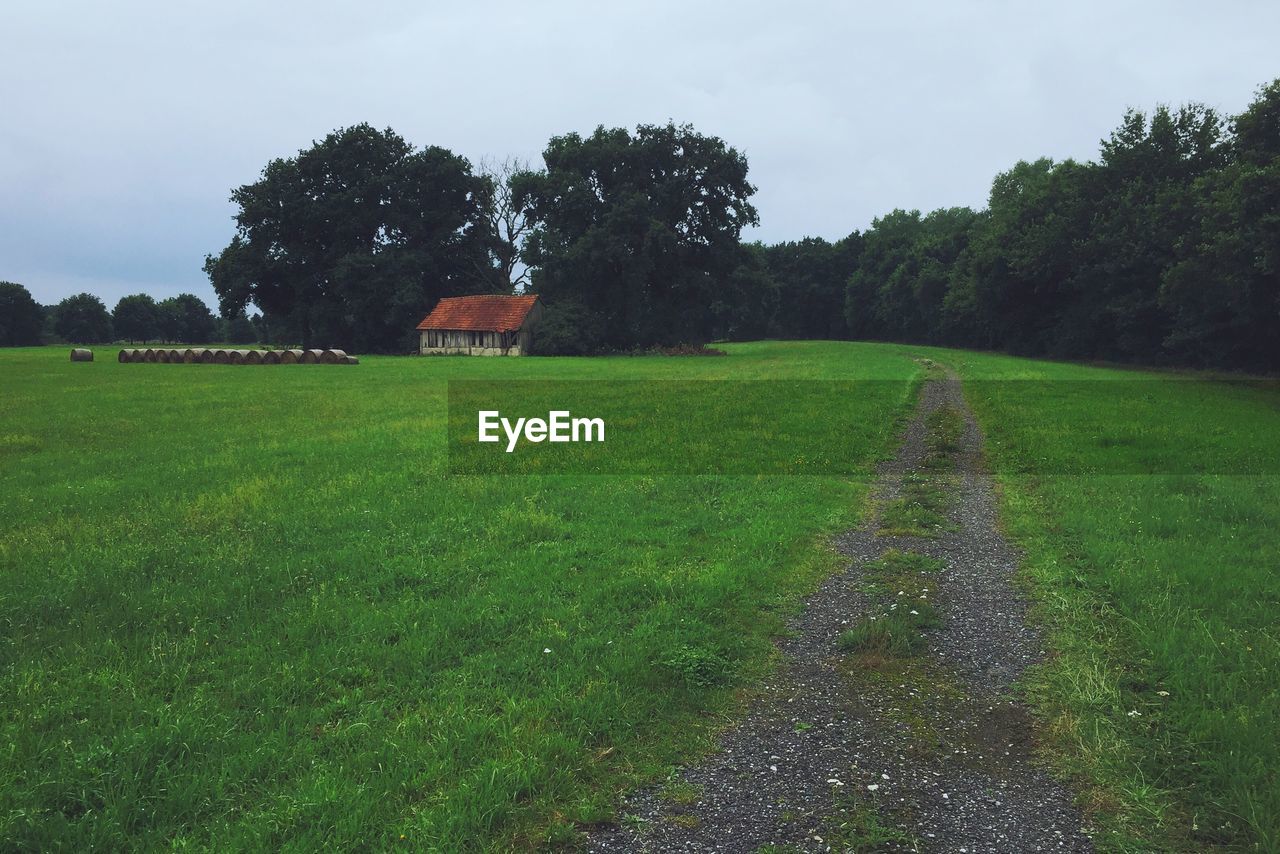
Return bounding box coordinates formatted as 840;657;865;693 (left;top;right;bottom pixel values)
2;1;1277;308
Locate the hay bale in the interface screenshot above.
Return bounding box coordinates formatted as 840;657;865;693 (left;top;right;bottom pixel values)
70;348;93;362
184;348;207;363
199;349;217;364
118;349;138;363
244;350;264;365
141;348;155;362
279;349;304;364
261;350;282;365
228;349;251;365
319;348;348;364
301;349;324;364
212;349;231;364
344;355;359;365
156;349;173;363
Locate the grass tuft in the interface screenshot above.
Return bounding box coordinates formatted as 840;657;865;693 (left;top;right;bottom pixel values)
838;602;941;657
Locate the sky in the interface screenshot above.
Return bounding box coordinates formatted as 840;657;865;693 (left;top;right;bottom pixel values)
2;0;1278;308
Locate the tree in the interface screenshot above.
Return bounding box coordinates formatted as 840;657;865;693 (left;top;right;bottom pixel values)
946;158;1099;355
529;298;606;355
221;309;258;344
1072;103;1226;361
765;235;860;339
479;156;534;291
0;282;44;346
112;294;161;342
157;294;217;343
711;242;779;342
1160;80;1280;370
844;210;924;340
515;122;759;349
205;124;497;352
53;293;113;343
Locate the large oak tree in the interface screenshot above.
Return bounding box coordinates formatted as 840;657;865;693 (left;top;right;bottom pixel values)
515;122;758;350
204;124;496;352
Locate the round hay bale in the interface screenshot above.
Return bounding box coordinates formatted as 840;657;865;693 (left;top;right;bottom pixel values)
301;349;324;364
70;348;93;362
212;349;231;364
261;350;282;365
344;355;359;365
228;349;251;365
141;348;156;362
199;349;217;364
156;349;173;363
279;349;304;364
118;349;137;363
244;350;264;365
319;349;348;364
184;348;207;363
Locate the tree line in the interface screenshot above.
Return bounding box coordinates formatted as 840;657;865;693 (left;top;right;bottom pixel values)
0;284;258;347
732;78;1278;372
5;77;1276;370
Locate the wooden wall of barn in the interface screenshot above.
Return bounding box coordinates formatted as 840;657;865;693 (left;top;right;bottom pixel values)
419;303;543;356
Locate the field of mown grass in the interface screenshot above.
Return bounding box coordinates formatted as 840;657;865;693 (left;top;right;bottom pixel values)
4;341;1277;851
935;349;1280;852
0;342;919;849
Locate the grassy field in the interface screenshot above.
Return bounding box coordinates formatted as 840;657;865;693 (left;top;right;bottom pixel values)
0;342;919;849
937;349;1280;851
3;341;1278;851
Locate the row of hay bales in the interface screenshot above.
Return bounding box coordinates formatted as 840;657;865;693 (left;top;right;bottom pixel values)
118;348;357;365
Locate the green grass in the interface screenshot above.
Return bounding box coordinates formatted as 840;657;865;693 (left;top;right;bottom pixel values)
837;602;942;657
863;548;945;576
930;347;1280;851
821;790;914;852
924;404;965;461
840;547;943;660
6;340;1278;851
0;342;919;850
876;474;954;537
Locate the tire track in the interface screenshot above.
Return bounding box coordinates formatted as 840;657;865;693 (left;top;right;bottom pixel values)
586;368;1092;852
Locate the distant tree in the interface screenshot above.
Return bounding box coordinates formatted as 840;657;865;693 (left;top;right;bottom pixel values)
845;210;924;340
0;282;44;346
766;235;860;339
944;158;1098;355
249;311;280;345
1161;80;1280;370
112;294;161;342
53;293;113;343
479;156;534;291
157;294;217;343
1071;104;1227;361
221;309;258;343
515;122;759;349
712;242;778;341
205;124;496;352
529;297;606;355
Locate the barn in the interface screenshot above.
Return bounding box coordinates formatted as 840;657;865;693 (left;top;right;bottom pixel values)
416;294;543;356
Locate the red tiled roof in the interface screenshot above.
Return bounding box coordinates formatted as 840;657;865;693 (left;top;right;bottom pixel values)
415;294;540;333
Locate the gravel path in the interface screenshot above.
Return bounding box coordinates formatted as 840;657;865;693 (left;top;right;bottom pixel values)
585;370;1094;853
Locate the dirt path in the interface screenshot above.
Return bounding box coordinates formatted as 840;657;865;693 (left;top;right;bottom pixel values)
586;369;1093;852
